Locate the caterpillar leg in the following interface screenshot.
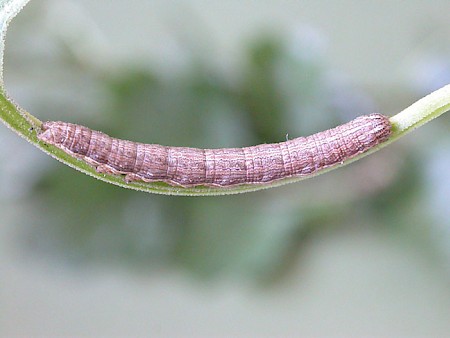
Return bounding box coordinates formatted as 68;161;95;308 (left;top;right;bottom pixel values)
95;164;119;175
124;173;143;183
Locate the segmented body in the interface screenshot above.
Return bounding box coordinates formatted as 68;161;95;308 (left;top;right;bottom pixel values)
38;114;392;187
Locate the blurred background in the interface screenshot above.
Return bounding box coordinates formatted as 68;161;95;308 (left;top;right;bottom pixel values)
1;0;450;336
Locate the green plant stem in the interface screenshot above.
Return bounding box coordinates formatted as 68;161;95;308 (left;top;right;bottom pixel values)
390;84;450;136
0;0;449;196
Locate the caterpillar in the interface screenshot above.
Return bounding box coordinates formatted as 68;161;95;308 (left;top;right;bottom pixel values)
37;114;392;188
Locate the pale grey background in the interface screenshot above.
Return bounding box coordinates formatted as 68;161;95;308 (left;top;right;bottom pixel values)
1;1;450;337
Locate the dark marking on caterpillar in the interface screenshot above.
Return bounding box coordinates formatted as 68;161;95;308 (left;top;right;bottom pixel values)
37;114;392;188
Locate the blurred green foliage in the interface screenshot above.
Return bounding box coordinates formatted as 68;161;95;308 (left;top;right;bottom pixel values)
20;32;448;283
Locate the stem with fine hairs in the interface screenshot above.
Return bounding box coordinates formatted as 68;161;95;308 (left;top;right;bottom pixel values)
0;0;448;196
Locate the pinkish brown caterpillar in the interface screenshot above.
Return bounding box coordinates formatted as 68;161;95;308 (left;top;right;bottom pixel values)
37;114;392;188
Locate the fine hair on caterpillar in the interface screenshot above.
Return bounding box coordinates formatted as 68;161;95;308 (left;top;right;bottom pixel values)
38;114;392;188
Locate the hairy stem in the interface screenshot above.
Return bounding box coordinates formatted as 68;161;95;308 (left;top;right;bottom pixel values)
0;0;448;196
